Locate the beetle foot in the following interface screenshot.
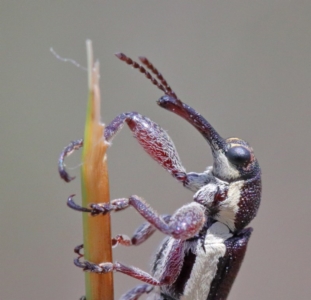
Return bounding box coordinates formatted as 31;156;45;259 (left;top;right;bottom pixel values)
74;244;84;256
89;198;129;215
58;139;83;182
67;195;93;213
74;255;114;273
112;234;132;248
88;203;115;216
67;195;129;216
67;195;99;215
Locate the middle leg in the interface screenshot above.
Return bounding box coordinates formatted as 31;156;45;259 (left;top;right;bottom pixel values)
68;195;172;246
68;194;205;241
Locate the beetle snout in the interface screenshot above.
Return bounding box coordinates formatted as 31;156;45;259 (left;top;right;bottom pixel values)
158;95;226;153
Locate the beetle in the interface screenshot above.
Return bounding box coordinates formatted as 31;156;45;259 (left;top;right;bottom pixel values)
59;53;261;300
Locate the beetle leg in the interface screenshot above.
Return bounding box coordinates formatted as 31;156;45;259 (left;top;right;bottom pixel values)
128;195;205;240
74;257;161;285
74;244;84;256
104;112;187;181
131;215;171;246
112;214;169;248
67;195;130;216
74;239;184;287
57;117;209;188
79;286;153;300
74;233;138;250
73;220;169;252
68;194;205;241
58;139;83;182
181;170;214;192
120;284;153;300
69;193;171;247
111;234;132;247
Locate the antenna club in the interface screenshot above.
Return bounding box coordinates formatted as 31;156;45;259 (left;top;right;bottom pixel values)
115;52;128;62
138;56;148;64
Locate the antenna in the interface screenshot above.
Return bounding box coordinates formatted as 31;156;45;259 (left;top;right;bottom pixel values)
115;53;179;101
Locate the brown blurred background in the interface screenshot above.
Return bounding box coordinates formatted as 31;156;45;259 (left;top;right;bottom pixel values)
1;1;311;299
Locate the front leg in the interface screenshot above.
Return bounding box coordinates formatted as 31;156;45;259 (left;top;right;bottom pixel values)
104;112;216;192
182;168;213;192
105;112;209;189
58;114;210;189
105;112;186;180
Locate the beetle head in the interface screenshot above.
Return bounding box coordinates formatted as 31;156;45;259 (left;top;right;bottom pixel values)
157;95;260;182
211;137;259;182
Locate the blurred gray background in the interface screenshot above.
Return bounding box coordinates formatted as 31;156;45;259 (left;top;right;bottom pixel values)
1;1;311;299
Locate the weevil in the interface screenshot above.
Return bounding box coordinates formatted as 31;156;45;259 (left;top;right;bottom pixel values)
59;53;261;300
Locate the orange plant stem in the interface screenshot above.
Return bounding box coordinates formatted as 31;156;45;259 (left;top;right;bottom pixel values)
81;40;114;300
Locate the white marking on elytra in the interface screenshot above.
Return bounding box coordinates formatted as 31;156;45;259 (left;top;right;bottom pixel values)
183;222;232;299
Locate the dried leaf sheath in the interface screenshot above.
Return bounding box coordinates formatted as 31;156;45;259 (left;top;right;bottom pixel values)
81;40;114;300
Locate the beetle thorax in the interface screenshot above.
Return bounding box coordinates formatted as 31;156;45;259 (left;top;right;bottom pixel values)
193;173;245;232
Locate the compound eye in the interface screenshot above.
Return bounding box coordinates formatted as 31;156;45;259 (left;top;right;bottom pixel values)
226;146;251;166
